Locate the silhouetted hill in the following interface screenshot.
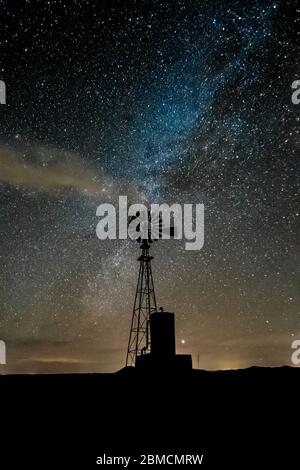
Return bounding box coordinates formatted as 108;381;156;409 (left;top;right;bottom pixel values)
1;366;298;467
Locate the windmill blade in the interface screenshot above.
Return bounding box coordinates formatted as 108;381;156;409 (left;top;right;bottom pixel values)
128;209;177;241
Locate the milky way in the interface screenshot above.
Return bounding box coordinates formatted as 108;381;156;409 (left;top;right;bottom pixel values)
0;0;299;372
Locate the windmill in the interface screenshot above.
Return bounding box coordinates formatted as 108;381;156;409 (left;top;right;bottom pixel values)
125;211;174;366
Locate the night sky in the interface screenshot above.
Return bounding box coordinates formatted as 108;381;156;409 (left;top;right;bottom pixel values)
0;0;299;373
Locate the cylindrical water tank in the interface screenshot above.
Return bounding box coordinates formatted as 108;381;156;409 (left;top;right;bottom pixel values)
150;311;176;358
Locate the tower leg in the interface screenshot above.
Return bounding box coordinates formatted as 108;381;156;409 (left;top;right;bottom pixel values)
126;243;157;366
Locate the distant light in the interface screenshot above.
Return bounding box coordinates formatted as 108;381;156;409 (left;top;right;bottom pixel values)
181;339;186;345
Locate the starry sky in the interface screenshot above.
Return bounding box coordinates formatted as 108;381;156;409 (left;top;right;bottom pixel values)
0;0;299;373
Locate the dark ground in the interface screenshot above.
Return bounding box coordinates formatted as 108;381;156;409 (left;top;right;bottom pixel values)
0;366;298;467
